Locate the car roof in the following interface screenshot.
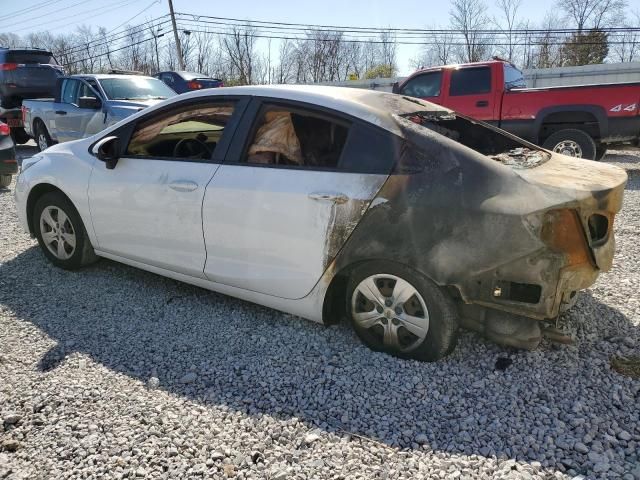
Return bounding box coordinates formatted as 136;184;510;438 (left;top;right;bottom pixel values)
156;84;444;135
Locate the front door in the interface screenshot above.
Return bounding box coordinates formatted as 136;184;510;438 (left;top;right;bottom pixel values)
55;78;103;142
202;101;388;299
442;65;498;121
88;97;243;278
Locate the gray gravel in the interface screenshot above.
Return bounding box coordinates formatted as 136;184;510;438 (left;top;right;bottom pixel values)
1;144;639;480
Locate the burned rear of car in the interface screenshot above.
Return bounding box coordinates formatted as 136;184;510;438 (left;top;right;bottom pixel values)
332;94;627;350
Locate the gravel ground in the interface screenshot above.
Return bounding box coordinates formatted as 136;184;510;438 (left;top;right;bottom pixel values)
1;145;639;480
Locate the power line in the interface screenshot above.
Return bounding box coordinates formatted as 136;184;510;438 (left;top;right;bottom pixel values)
176;23;639;47
11;0;143;33
0;0;68;22
1;0;94;29
61;16;171;57
103;0;161;36
176;12;640;36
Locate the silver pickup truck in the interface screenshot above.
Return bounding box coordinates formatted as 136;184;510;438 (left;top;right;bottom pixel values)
23;73;177;151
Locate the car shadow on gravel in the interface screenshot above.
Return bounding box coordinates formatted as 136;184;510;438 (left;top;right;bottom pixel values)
1;246;639;475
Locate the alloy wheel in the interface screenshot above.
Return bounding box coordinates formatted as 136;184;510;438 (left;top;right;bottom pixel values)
38;133;49;151
552;140;583;158
351;274;429;352
39;206;76;260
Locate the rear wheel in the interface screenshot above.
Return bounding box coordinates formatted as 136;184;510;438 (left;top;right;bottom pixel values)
542;129;596;160
33;192;98;270
34;121;52;152
0;175;11;188
347;261;458;361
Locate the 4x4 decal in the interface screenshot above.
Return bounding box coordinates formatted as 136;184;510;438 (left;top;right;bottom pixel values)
610;103;637;112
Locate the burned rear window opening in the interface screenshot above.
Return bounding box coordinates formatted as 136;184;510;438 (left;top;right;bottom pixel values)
398;111;550;169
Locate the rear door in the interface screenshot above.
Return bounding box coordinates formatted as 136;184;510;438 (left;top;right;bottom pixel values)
202;99;392;299
442;66;498;121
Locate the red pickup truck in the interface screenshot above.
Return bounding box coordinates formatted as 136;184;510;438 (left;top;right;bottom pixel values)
393;60;640;160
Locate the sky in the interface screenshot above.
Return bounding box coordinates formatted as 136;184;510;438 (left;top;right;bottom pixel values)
1;0;558;75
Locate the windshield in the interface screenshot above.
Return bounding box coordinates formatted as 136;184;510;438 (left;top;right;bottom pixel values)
98;77;176;100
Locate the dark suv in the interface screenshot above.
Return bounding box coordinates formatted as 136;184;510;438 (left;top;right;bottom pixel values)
0;48;64;109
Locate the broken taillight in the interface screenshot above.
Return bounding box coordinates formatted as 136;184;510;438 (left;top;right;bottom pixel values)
540;209;593;267
0;123;9;136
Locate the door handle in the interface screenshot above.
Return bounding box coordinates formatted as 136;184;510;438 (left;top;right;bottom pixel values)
309;192;349;204
475;100;489;107
168;180;198;192
55;110;67;115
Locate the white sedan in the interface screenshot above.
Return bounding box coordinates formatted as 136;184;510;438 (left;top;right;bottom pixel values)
14;85;626;361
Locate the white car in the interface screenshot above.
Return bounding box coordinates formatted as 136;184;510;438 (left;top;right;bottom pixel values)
14;85;626;361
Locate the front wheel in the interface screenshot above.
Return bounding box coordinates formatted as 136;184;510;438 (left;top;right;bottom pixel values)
33;192;98;270
34;121;53;152
347;261;459;361
542;129;596;160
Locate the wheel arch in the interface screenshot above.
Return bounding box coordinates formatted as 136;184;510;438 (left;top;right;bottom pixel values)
534;105;608;143
26;183;74;236
321;258;449;326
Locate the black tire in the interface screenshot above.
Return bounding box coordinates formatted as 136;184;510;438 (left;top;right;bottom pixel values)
542;129;596;160
34;120;53;152
0;175;11;188
33;191;98;270
346;261;459;362
10;127;30;145
594;145;607;161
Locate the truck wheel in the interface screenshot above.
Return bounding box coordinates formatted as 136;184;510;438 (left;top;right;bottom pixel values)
0;175;11;188
35;121;53;152
10;127;30;145
594;145;607;161
347;261;459;362
542;129;596;160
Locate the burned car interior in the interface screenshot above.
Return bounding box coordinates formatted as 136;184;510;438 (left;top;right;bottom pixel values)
246;106;349;168
401;109;549;168
126;103;235;159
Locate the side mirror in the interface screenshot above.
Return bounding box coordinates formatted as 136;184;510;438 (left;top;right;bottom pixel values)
91;136;120;169
392;81;400;94
78;96;101;109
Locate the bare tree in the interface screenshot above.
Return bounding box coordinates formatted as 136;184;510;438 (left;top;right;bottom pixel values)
449;0;492;62
220;26;257;85
611;10;640;61
495;0;523;61
558;0;627;31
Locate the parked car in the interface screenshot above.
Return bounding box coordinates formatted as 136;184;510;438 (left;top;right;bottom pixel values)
0;121;17;187
14;86;627;361
393;59;640;160
0;47;64;144
22;74;177;151
155;71;223;93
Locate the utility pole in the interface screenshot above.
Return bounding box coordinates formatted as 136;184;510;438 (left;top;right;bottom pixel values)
167;0;185;70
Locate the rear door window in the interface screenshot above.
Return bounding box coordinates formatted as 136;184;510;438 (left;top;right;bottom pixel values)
504;65;526;89
449;67;491;96
244;104;349;169
400;71;443;98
